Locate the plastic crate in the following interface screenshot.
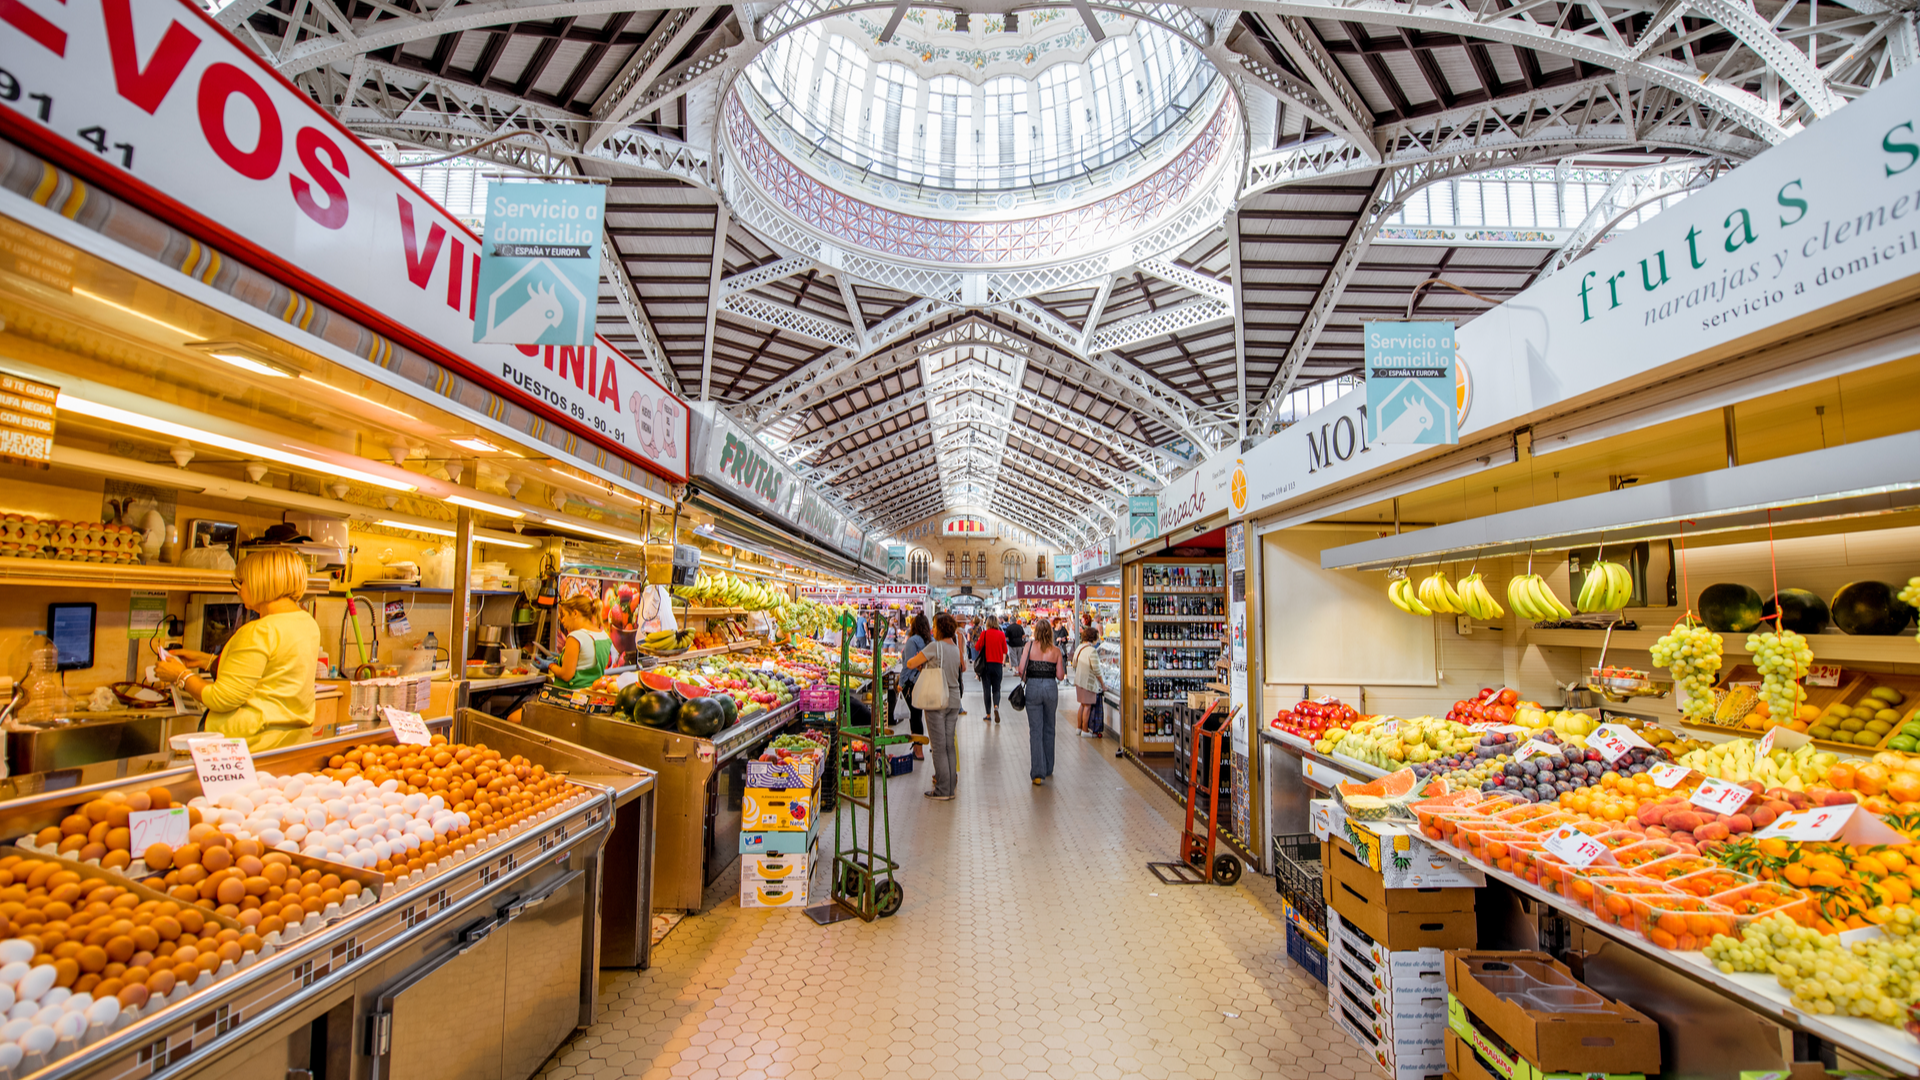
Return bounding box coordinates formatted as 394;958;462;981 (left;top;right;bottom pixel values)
1273;832;1326;935
1285;917;1328;984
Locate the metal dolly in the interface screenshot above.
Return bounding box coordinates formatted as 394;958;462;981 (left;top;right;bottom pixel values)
807;614;924;923
1148;701;1244;886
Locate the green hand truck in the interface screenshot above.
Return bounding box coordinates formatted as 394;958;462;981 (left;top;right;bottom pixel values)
807;612;925;923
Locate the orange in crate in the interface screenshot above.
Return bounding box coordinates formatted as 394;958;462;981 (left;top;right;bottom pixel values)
1641;896;1737;949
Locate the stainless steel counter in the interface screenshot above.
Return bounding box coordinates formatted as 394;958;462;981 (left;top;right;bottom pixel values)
4;710;203;775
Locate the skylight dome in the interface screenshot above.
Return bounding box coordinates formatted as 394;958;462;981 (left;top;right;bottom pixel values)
718;6;1242;301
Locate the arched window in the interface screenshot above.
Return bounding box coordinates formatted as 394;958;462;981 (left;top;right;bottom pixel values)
1001;549;1023;584
909;550;930;584
943;552;955;584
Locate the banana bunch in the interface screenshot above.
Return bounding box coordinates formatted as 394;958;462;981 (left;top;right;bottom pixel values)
1575;560;1633;613
1387;576;1429;615
1456;573;1505;620
641;629;691;652
672;570;791;611
1416;571;1466;614
1507;574;1571;621
1901;577;1920;644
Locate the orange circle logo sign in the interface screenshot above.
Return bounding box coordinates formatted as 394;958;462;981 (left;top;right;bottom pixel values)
1456;352;1473;427
1230;460;1248;512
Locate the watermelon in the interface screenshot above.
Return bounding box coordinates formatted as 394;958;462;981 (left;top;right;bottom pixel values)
614;683;644;715
1831;581;1917;635
673;680;708;699
715;694;740;729
1762;589;1830;635
1700;583;1765;633
632;690;680;728
676;696;727;738
640;672;677;692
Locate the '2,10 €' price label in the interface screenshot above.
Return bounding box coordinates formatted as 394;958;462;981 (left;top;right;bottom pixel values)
190;738;256;799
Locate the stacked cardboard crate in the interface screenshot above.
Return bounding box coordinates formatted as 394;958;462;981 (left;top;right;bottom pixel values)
1443;952;1661;1080
739;754;823;908
1321;819;1482;1080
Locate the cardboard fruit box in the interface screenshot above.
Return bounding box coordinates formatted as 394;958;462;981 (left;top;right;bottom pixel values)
1444;952;1660;1077
741;788;816;831
1325;838;1479;951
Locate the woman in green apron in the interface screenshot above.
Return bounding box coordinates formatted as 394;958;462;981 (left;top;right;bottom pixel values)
510;592;612;721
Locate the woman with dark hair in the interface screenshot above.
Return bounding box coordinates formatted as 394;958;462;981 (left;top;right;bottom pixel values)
974;615;1007;723
1016;621;1065;785
904;611;963;800
1072;626;1103;737
899;612;933;760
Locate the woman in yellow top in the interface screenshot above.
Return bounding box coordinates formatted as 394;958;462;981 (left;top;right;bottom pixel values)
155;548;321;750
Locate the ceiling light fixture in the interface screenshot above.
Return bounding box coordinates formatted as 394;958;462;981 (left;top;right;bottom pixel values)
376;518;456;538
475;532;537;550
450;437;502;453
298;376;418;420
190;342;299;379
446;493;526;519
544;517;638;545
72;288;196;337
56;394;419;492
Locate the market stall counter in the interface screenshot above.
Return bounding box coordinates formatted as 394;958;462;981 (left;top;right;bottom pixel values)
519;699;804;914
0;710;653;1080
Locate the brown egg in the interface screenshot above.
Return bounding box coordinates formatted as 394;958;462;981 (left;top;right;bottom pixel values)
145;969;176;997
83;800;114;824
117;983;149;1009
105;805;131;829
93;977;123;999
52;957;79;987
125;792;151;813
101;850;132;871
105;935;136;963
151;915;181;941
172;843;201;868
170;961;198;985
145;788;172;810
34;827;61;847
201;846;233;873
144;844;174;871
176;909;205;935
57;836;88;855
256;915;284;936
214;878;246;906
104;827;131;851
73;973;100;995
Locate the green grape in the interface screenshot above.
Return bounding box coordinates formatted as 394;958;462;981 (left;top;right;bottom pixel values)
1744;629;1813;720
1653;620;1724;720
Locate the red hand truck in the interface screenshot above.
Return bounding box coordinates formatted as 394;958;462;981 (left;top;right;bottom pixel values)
1147;701;1244;886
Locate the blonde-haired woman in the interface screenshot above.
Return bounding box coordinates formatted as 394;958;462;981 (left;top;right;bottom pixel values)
155;548;320;751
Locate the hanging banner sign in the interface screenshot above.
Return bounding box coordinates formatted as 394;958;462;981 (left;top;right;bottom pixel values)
798;584;929;601
1128;495;1158;541
1071;535;1115;577
1080;584;1120;602
475;181;606;347
0;0;687;481
0;373;57;467
1013;581;1078;601
1365;321;1459;445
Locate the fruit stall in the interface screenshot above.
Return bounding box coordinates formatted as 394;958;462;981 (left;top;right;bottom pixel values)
0;710;652;1080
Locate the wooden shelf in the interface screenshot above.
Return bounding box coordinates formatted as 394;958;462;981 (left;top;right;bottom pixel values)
1524;625;1920;665
681;607;748;617
1143;615;1224;623
0;556;241;592
1142;588;1220;595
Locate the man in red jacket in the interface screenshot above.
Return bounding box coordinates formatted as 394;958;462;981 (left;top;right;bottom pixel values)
973;615;1008;723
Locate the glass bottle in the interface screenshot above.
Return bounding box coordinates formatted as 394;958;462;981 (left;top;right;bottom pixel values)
17;632;69;726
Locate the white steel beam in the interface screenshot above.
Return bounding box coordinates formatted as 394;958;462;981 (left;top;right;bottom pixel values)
586;6;716;149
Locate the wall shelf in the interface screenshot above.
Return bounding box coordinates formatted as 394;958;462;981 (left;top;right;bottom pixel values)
0;557;238;592
1523;625;1919;665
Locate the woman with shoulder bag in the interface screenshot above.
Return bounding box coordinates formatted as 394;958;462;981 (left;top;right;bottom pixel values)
1072;627;1104;738
904;612;963;800
899;613;932;760
1013;622;1065;785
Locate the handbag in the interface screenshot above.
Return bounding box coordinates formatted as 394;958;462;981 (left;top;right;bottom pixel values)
1008;683;1026;711
911;646;949;710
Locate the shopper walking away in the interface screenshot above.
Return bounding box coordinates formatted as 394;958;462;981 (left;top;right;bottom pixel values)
1004;616;1026;658
1016;622;1065;785
975;615;1007;722
954;618;971;716
1072;627;1103;737
899;614;932;759
904;612;964;800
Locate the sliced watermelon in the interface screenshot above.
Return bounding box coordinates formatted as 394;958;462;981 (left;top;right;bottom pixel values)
673;680;709;699
640;672;678;692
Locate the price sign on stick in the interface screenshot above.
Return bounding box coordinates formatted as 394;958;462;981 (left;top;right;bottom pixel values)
1647;762;1691;788
1514;739;1558;762
128;807;189;851
1754;804;1908;844
1542;823;1613;869
190;738;256;799
380;706;433;746
1690;777;1753;814
1588;724;1653;765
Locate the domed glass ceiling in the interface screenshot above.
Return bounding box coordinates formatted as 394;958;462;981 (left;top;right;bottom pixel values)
741;12;1217;194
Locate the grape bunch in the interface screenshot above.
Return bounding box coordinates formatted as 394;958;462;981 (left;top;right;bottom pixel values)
1745;628;1814;720
1705;913;1920;1025
1651;620;1725;721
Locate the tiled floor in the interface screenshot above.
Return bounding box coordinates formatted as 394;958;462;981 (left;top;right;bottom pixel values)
535;685;1374;1080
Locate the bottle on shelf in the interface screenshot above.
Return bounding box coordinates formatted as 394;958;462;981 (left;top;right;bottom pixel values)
17;632;69;726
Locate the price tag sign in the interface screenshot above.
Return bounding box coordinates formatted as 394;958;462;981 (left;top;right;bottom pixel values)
1647;762;1691;788
380;706;433;746
128;807;189;851
190;737;256;799
1757;727;1779;756
1514;739;1559;762
1588;724;1653;764
1690;777;1753;814
1376;720;1401;736
1805;664;1843;688
1754;804;1908;844
1542;823;1612;869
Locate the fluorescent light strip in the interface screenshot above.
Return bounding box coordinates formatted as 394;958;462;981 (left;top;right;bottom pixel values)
71;288;196;337
450;437;501;453
446;494;525;519
474;533;536;550
544;517;638;545
57;394;418;493
210;352;293;378
296;376;418;420
376;519;455;538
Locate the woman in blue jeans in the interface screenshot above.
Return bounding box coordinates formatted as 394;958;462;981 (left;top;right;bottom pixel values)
1016;621;1065;785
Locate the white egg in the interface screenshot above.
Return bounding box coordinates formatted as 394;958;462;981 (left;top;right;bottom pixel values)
18;966;56;1002
32;1005;60;1026
322;821;345;837
187;796;211;813
52;1011;85;1041
370;841;392;863
0;960;30;986
454;812;471;829
401;793;428;814
402;831;424;852
0;1042;23;1069
58;994;87;1014
0;942;33;967
218;793;253;815
19;1023;54;1054
324;799;349;819
387;813;409;831
284;779;306;799
261;828;285;847
378;778;400;793
322;835;345;853
42;990;68;1010
0;982;15;1013
7;1002;33;1022
221;810;246;828
84;997;119;1027
278;841;302;853
427;795;446;814
301;845;328;861
0;1018;28;1041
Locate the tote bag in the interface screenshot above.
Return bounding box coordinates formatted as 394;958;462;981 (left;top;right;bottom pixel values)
911;645;950;710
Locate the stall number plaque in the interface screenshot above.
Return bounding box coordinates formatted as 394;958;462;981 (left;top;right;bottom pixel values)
1690;777;1752;814
380;706;433;746
1542;824;1612;869
191;738;256;798
128;807;189;850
